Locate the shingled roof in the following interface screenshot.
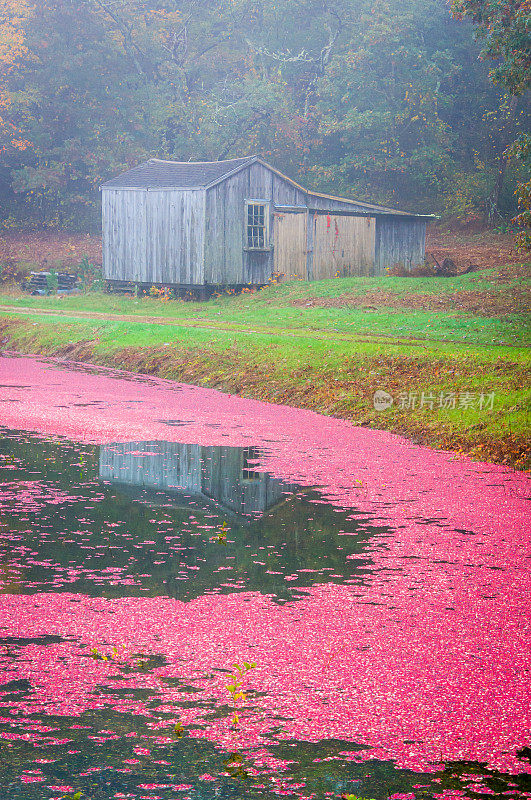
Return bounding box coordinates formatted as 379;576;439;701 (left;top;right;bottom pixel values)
101;157;255;189
101;155;433;218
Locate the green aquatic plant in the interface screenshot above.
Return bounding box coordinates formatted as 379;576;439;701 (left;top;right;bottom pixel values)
210;520;229;544
340;795;376;800
226;661;257;727
136;651;150;670
89;644;125;662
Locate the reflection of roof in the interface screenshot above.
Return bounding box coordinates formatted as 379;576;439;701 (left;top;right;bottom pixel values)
101;157;254;189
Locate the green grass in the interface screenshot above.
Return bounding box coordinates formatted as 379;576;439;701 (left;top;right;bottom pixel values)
1;265;529;467
1;307;527;360
0;270;529;346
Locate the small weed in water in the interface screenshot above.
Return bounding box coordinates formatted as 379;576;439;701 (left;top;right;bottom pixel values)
210;520;229;544
89;644;126;662
226;661;257;727
340;795;376;800
224;751;249;779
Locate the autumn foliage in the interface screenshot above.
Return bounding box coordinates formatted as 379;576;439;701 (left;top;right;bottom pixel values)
0;0;31;152
0;0;529;229
452;0;530;248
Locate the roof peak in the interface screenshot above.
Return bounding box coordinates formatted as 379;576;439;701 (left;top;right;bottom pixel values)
148;156;256;165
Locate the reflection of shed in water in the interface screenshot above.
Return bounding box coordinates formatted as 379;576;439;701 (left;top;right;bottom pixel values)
98;441;289;520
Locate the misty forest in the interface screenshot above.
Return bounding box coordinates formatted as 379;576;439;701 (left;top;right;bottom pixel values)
0;0;529;229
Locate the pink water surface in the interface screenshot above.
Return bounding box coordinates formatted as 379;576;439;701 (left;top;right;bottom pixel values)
0;353;530;777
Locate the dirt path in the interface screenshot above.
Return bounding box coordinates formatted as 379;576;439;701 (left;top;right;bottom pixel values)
0;303;252;327
0;304;527;348
0;303;437;345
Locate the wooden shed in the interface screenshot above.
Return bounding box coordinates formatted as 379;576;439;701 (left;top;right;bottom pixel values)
101;155;431;288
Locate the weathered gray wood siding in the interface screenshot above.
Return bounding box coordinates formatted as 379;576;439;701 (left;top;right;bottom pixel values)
103;162;427;285
102;188;206;284
375;216;426;273
204;162;307;285
201;446;287;517
99;441;203;494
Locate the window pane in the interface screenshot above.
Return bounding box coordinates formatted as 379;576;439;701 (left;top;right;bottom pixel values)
246;203;267;249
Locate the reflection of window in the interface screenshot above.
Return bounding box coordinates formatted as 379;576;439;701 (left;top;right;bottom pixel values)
241;446;260;481
246;201;269;250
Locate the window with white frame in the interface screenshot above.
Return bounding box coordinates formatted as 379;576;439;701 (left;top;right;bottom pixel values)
246;201;270;250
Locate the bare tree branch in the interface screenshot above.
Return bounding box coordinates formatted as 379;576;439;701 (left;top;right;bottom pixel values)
246;3;342;74
162;26;188;66
161;3;200;66
246;4;342;118
90;0;157;77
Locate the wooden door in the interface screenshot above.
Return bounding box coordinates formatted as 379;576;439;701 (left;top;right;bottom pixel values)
273;211;307;280
312;214;376;278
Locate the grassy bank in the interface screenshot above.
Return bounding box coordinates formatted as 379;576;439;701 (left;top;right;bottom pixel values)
1;262;530;468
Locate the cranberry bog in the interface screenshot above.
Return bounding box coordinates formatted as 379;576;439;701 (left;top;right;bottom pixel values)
0;354;529;800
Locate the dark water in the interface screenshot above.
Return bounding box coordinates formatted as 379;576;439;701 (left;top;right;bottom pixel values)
0;431;380;600
0;428;529;800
